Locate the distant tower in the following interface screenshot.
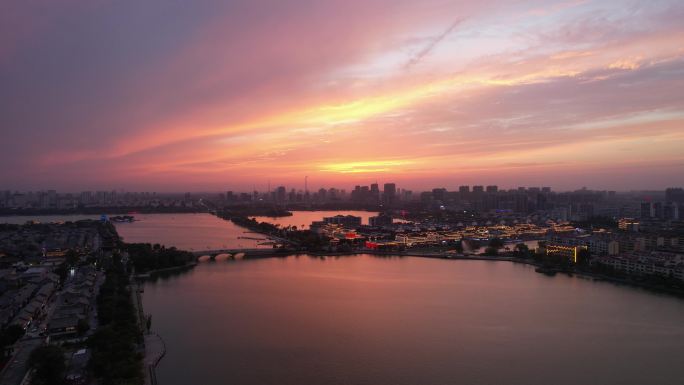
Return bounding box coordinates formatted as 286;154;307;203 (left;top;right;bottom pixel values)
383;183;397;205
267;180;271;202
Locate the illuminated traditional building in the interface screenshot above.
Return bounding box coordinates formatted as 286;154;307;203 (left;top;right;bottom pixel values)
618;218;640;232
323;215;362;228
546;244;588;263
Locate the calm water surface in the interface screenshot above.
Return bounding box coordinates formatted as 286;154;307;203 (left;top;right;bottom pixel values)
0;214;100;224
115;213;269;251
253;210;378;229
143;255;684;385
0;213;269;251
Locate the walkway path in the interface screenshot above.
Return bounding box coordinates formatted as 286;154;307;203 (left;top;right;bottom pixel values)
145;333;166;367
144;333;166;385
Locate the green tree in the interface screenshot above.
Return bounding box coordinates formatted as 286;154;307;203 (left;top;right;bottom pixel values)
0;325;25;347
65;249;80;266
488;238;504;249
465;239;481;251
576;248;591;265
28;345;66;385
484;246;499;256
87;257;144;385
77;319;90;335
514;243;530;257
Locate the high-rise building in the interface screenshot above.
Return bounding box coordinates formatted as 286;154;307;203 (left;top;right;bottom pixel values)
317;188;327;202
47;190;57;208
0;190;9;207
402;190;413;201
484;192;499;211
370;183;380;202
458;185;470;200
663;203;680;220
486;185;498;193
80;191;93;205
383;183;396;205
653;202;663;219
515;194;528;213
666;188;684;203
432;188;447;202
276;186;286;203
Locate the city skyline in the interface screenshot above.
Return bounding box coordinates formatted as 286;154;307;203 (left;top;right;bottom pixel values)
2;184;683;195
2;2;684;384
2;1;684;191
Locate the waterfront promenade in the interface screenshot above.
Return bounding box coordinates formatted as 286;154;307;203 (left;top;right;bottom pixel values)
145;333;166;385
130;278;166;385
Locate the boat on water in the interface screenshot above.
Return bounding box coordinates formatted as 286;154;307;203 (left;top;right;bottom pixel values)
109;215;136;223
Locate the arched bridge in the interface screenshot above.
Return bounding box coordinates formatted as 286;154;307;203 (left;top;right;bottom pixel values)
192;248;287;260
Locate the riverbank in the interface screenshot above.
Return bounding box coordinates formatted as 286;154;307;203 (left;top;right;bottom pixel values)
136;249;683;385
220;213;684;298
139;253;684;385
392;252;684;297
133;262;198;279
357;251;684;297
0;207;205;216
144;333;166;385
216;207;293;218
131;276;167;385
195;248;684;298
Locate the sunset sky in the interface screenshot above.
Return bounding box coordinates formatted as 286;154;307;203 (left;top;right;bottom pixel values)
2;0;683;192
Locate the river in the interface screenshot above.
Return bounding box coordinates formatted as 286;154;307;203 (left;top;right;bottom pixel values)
3;212;684;383
113;213;270;251
0;213;270;251
0;211;379;250
251;210;378;229
143;255;684;385
0;211;536;254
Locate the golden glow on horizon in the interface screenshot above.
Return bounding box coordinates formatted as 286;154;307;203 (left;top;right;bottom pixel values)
10;0;684;190
113;65;590;161
320;160;416;174
226;68;584;130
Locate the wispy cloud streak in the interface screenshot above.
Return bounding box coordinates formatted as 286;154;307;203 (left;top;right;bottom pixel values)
404;19;462;69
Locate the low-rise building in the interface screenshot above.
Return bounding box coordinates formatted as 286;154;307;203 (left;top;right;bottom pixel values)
47;316;81;336
597;252;684;281
546;244;588;263
322;215;362;228
369;214;393;227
